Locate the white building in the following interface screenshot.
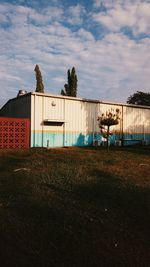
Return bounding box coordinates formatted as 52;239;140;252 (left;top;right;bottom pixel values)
0;92;150;147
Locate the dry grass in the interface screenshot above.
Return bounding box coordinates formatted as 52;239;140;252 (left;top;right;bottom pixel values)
0;146;150;267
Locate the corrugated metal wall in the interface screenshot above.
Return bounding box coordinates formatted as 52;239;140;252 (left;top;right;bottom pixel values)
31;94;65;147
1;92;149;148
30;93;150;147
97;103;122;144
64;99;97;146
123;106;150;145
31;94;96;147
0;94;31;118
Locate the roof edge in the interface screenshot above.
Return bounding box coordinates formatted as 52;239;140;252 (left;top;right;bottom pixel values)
31;92;150;109
0;92;31;112
1;91;150;111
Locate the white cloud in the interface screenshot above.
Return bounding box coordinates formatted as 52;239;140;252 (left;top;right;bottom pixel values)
93;0;150;9
0;3;63;26
93;2;150;35
76;28;95;42
0;2;150;107
29;7;63;25
67;4;86;25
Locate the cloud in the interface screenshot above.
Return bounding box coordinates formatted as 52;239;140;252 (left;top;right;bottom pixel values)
29;6;63;25
92;2;150;35
0;1;150;107
93;0;150;8
66;4;86;25
76;28;95;42
0;3;64;26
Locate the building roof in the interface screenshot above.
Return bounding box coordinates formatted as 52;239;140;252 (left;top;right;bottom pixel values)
1;91;150;112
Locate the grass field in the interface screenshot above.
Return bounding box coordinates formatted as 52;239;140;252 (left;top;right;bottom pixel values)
0;146;150;267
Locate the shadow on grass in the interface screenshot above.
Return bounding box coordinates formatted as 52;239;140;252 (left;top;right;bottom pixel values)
0;167;150;267
73;169;150;224
83;144;150;156
113;145;150;156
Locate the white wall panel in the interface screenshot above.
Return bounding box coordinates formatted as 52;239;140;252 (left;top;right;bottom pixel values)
44;96;64;121
65;99;97;133
30;93;150;146
123;106;150;134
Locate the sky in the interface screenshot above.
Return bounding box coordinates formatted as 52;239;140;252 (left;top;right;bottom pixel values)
0;0;150;107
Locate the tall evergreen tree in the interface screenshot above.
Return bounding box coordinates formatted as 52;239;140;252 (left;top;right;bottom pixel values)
61;67;77;97
34;65;44;93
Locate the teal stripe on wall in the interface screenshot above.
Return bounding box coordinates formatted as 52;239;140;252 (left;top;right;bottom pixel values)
65;133;94;147
31;132;150;147
122;133;150;146
31;132;64;147
31;132;94;147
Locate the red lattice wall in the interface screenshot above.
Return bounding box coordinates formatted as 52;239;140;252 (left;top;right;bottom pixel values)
0;117;30;149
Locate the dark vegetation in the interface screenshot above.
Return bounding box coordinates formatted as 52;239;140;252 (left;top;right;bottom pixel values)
61;67;78;97
34;64;44;93
0;147;150;267
127;91;150;106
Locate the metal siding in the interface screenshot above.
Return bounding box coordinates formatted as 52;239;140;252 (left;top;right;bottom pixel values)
0;95;31;118
64;100;96;146
97;103;123;142
123;106;150;144
31;94;65;147
1;92;150;148
31;94;43;147
144;109;150;134
65;99;79;146
30;93;150;147
44;96;64;121
43;97;64;147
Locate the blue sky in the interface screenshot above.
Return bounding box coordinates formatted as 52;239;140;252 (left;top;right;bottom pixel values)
0;0;150;107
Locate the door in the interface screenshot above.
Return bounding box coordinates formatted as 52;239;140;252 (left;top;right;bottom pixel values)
43;121;64;147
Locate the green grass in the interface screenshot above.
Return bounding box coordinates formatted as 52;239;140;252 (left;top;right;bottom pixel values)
0;146;150;267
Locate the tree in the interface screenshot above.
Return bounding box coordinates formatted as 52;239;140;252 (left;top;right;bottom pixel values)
34;65;44;93
97;109;120;149
61;67;77;97
127;91;150;106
